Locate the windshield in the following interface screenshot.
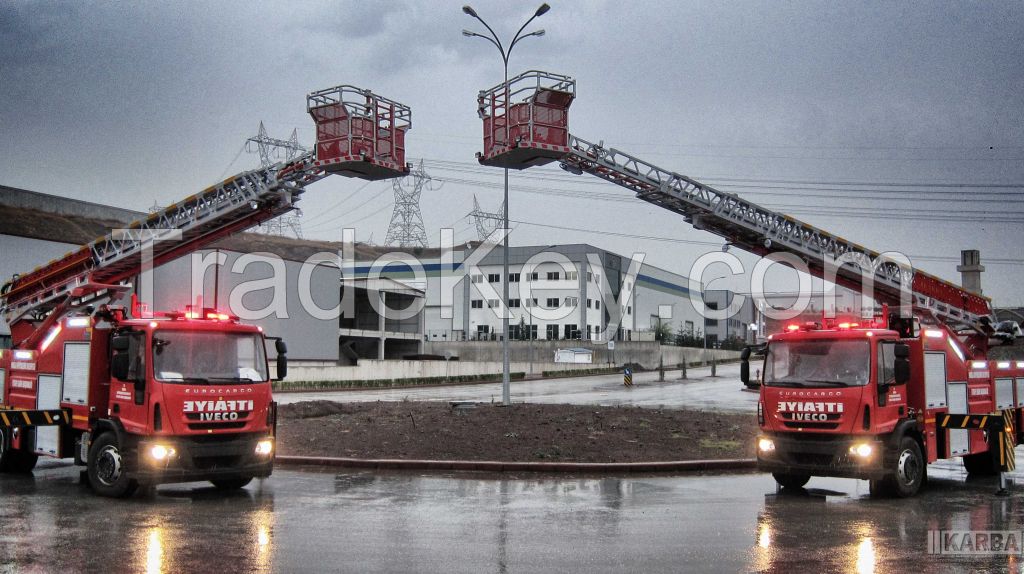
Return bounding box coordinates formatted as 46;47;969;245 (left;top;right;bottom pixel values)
765;339;870;387
152;331;269;383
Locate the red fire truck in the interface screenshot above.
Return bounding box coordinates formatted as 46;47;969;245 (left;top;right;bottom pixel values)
471;69;1014;497
0;84;412;497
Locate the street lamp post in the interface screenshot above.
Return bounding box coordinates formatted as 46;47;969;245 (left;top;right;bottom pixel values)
463;3;550;407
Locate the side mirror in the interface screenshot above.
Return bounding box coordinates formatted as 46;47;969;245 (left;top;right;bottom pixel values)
111;335;130;352
271;338;288;381
740;347;751;385
111;352;130;380
276;354;288;381
894;358;910;385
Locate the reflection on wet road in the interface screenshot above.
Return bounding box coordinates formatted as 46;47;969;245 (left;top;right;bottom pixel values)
3;457;1024;572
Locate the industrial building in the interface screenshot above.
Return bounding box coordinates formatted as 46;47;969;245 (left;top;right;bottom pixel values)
1;186;755;358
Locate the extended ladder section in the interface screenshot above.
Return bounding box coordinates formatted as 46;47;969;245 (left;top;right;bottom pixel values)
474;71;992;330
2;84;413;333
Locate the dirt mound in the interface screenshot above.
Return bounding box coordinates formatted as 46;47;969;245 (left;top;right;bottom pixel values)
276;401;757;463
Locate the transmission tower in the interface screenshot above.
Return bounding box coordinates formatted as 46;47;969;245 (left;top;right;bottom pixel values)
384;160;434;248
246;122;308;239
470;195;505;242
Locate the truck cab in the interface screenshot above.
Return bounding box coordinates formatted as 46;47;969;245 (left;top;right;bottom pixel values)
748;319;925;496
1;304;284;497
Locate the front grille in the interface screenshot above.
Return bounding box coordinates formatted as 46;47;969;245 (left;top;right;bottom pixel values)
783;421;840;430
189;421;247;431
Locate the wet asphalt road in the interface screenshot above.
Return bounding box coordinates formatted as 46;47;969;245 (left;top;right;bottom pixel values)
5;457;1024;573
277;363;757;413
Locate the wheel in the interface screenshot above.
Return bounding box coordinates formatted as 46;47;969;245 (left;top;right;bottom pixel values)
0;428;38;473
772;472;810;489
210;476;253;490
873;436;925;498
87;432;139;498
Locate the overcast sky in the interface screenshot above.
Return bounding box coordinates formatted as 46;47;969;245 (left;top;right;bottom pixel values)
2;1;1022;305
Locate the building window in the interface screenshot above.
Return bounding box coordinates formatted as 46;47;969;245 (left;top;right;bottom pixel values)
565;296;579;307
508;272;520;283
509;298;521;308
476;325;490;338
509;324;521;340
587;272;593;282
564;324;579;339
471;274;483;284
705;302;719;327
566;271;578;281
546;271;560;280
685;320;694;334
487;299;499;309
471;299;483;309
595;300;601;310
587;325;592;339
595;273;600;284
546;298;560;308
546;324;559;340
488;273;500;283
586;299;592;309
626;306;632;314
526;272;539;282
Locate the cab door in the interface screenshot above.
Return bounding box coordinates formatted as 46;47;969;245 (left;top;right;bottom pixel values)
109;331;150;434
875;340;908;433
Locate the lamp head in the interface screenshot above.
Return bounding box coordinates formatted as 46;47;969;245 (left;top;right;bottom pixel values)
462;5;478;17
535;3;551;17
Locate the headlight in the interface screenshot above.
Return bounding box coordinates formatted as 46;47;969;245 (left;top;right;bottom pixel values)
149;444;175;460
758;438;775;452
255;439;274;456
849;443;873;458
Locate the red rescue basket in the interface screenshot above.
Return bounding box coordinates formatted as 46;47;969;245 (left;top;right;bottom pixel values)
477;70;575;169
307;85;411;180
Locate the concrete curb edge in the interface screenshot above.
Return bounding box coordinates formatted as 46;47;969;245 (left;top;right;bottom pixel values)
275;455;758;473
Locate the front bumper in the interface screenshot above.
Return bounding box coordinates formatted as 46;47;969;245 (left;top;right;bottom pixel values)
757;432;886;480
131;433;274;484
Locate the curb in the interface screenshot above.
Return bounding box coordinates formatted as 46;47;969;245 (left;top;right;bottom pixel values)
275;455;757;473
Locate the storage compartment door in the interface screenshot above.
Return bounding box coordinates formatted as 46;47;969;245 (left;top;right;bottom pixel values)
62;343;90;405
35;374;62;457
947;381;969;456
925;352;947;409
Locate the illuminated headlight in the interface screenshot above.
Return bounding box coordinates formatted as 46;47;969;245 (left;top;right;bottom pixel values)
758;438;775;452
849;443;873;458
149;444;175;460
255;440;274;456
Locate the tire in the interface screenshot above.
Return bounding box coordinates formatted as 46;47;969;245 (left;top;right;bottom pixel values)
210;476;253;490
873;436;925;498
0;428;38;473
87;432;139;498
772;472;810;489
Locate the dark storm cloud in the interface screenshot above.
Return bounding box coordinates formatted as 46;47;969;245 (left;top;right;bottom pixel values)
0;1;1021;302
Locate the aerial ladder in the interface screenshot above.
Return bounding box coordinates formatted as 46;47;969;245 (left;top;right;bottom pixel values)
3;84;411;346
0;84;411;496
473;71;1018;497
473;70;993;348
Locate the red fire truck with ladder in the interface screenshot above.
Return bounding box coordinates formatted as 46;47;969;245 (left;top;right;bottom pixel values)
473;69;1020;497
0;84;412;497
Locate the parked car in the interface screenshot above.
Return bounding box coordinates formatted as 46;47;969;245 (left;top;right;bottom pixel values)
993;320;1022;346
